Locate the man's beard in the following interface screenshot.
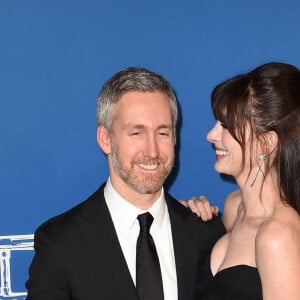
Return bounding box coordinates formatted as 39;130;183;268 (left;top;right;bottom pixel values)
111;144;174;194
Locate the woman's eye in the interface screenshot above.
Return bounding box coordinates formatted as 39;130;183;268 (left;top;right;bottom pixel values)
220;122;228;129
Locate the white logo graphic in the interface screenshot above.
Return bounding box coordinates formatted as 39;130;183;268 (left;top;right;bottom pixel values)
0;234;34;299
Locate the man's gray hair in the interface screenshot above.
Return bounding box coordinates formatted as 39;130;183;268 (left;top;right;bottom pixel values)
96;67;178;132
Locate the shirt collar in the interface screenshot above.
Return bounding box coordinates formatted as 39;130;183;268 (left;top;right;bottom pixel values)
104;177;166;231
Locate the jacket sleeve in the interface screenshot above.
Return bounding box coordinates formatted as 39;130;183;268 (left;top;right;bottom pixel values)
26;224;71;300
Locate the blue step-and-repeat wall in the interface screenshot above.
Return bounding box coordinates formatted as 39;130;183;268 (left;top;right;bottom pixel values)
1;0;300;298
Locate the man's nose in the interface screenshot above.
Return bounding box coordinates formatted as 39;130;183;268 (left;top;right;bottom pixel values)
144;135;159;157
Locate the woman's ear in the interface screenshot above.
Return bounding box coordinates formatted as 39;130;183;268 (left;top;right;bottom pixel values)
263;130;278;154
97;125;112;154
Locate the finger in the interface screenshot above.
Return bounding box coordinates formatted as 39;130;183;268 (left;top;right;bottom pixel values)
188;198;209;220
211;205;219;215
197;196;213;220
198;196;220;218
178;200;188;207
186;198;201;216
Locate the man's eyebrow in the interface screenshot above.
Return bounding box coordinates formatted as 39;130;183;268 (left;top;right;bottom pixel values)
122;124;173;130
122;124;145;130
156;124;173;130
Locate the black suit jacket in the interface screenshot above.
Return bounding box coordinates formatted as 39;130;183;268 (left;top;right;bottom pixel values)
26;183;225;300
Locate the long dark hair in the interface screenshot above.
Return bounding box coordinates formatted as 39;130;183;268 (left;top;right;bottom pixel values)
211;62;300;214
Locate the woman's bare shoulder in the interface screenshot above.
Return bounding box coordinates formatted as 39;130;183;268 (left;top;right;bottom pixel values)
255;208;300;299
256;207;300;263
225;189;241;205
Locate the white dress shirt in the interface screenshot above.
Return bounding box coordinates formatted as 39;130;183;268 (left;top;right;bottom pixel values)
104;178;178;300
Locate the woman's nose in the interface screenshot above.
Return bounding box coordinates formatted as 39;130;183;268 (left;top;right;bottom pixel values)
207;121;221;143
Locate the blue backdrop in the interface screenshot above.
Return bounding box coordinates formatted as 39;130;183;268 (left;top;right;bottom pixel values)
1;0;300;298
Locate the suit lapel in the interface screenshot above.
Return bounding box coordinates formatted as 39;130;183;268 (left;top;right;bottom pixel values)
166;193;200;300
75;185;139;300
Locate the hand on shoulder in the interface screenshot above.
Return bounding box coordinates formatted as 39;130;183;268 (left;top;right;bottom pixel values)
179;195;219;221
179;188;241;230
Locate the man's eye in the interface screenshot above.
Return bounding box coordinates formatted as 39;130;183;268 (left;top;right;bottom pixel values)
158;131;170;137
130;132;141;136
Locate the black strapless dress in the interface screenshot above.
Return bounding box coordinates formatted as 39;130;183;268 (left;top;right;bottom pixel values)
196;256;263;300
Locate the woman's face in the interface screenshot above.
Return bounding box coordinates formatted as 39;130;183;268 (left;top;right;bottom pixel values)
207;120;245;178
207;119;260;185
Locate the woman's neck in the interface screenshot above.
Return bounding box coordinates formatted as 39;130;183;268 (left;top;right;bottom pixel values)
237;174;281;218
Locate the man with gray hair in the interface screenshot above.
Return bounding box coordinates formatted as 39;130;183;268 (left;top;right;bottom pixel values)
26;67;225;300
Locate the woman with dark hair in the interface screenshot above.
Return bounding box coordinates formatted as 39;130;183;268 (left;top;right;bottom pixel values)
191;62;300;300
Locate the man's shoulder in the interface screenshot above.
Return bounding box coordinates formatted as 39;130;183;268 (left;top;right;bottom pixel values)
165;192;225;234
166;192;225;261
35;184;106;238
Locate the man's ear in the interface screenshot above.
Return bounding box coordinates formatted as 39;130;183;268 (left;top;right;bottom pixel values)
97;125;112;154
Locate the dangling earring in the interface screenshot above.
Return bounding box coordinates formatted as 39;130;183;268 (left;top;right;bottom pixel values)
249;153;266;187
